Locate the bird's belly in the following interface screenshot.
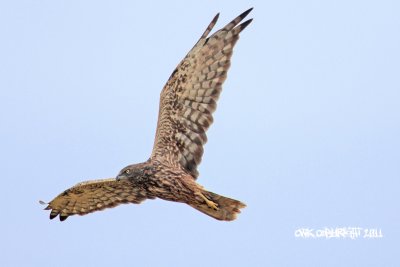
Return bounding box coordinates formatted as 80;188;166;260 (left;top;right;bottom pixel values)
146;176;195;203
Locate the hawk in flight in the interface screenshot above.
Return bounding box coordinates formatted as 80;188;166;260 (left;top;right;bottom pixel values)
42;8;253;221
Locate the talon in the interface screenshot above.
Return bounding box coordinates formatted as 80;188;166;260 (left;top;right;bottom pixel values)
207;199;219;210
196;192;219;210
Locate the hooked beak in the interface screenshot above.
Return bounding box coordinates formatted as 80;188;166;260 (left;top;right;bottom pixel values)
116;174;128;181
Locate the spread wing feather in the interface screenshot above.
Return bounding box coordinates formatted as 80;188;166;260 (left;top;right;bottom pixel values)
41;179;150;221
151;8;253;178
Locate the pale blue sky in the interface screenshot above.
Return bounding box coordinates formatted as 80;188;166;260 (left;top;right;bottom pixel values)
1;1;399;266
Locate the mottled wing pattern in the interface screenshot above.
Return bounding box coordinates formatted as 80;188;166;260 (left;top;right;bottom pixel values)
151;8;253;178
41;178;150;221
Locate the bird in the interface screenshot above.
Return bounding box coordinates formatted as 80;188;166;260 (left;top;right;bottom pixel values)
41;8;253;222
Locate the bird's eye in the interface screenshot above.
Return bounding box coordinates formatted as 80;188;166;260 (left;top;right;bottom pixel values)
125;169;130;174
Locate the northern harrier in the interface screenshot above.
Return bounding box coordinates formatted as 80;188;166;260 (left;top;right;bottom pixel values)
41;8;253;221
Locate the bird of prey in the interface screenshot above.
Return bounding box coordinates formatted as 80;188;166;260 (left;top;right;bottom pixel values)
41;8;253;221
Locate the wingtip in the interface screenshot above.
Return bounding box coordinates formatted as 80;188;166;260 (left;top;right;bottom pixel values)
39;200;52;210
59;215;69;221
241;7;254;18
210;12;220;25
223;7;254;32
238;18;253;31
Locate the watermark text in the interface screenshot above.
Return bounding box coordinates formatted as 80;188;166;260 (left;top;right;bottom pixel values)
294;227;383;239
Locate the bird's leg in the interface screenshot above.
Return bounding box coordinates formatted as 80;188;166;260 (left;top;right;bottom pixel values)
195;192;219;210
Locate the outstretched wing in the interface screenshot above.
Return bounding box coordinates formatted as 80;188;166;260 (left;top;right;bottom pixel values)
150;8;253;178
41;178;151;221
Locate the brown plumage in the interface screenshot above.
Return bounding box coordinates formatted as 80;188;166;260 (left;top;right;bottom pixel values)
41;8;253;221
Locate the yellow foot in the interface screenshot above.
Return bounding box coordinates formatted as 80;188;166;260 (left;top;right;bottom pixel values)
196;192;219;210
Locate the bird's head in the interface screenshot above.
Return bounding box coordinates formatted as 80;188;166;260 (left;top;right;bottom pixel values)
116;162;146;181
116;165;133;181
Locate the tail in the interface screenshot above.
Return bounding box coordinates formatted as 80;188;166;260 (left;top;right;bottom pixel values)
189;190;246;221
